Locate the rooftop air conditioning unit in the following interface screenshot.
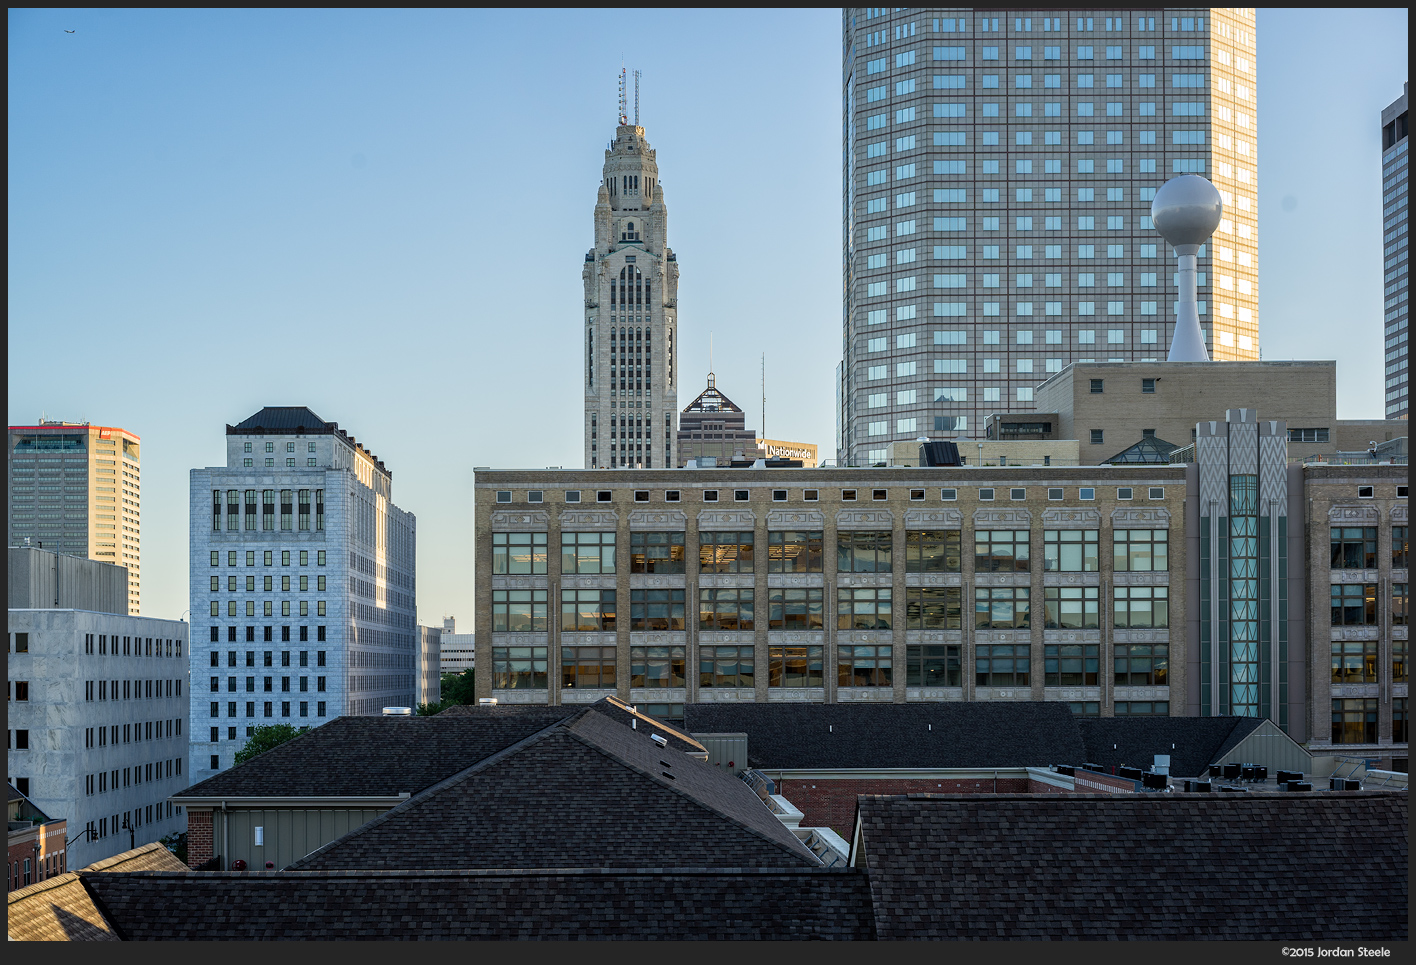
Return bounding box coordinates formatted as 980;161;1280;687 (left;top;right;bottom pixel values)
382;706;412;716
478;698;498;706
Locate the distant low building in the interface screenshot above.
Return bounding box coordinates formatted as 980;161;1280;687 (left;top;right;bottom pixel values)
759;439;819;468
675;373;760;468
886;438;1079;468
439;617;474;675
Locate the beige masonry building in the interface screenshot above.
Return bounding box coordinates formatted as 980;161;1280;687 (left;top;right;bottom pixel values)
1302;464;1408;768
474;466;1184;720
1033;360;1407;465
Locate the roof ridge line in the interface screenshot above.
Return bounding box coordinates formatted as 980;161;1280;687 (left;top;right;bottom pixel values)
88;866;856;879
563;719;821;867
287;711;587;869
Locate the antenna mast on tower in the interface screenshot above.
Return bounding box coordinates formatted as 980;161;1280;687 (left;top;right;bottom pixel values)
634;70;641;125
618;65;628;126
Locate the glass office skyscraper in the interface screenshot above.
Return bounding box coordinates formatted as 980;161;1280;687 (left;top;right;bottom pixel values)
839;8;1260;465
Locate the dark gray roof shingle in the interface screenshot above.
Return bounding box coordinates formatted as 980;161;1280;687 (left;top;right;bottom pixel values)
857;792;1409;941
290;708;818;870
1077;715;1269;778
173;710;576;799
685;701;1084;769
439;695;706;753
82;869;875;940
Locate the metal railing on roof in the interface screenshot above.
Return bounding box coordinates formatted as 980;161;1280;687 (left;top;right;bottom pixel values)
1301;454;1408;466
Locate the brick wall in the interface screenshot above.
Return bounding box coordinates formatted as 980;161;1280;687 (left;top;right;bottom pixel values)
186;809;213;869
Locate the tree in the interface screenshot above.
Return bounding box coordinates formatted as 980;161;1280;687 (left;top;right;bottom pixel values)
415;701;446;716
160;831;188;864
440;668;477;707
234;723;308;765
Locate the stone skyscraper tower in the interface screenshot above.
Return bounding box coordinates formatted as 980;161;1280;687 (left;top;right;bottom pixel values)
583;74;680;468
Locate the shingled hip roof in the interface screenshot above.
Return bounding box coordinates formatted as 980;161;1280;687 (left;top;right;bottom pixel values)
7;844;187;942
685;701;1085;770
80;869;876;940
1076;715;1277;778
173;709;580;800
854;792;1409;941
289;707;819;871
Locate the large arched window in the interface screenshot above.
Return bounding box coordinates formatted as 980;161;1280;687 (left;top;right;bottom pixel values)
615;265;648;307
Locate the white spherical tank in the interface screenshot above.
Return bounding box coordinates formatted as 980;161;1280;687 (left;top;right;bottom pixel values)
1151;175;1223;249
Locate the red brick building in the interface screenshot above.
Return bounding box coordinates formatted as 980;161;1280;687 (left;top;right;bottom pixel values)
8;784;65;893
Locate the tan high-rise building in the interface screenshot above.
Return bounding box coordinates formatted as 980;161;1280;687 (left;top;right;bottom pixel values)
8;421;142;614
583;75;681;469
839;8;1260;464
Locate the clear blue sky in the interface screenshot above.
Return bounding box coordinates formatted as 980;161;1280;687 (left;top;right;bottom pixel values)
8;8;1408;627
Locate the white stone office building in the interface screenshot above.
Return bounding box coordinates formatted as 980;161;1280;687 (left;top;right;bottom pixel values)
417;624;441;707
1382;83;1408;419
8;551;189;869
839;8;1261;463
9;421;144;614
439;617;475;675
582;86;681;469
187;407;417;778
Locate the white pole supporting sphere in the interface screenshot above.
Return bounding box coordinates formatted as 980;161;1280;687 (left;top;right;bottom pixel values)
1151;175;1223;362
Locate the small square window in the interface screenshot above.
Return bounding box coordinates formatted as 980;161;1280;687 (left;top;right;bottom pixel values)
872;489;888;501
980;488;995;501
566;490;581;503
1142;378;1156;393
1090;379;1104;393
634;490;650;502
1090;430;1104;445
842;490;858;501
1358;486;1374;499
1398;486;1409;498
1048;488;1064;500
496;491;511;503
941;488;957;501
1148;487;1165;499
1010;488;1026;500
772;489;788;502
703;490;719;502
909;489;925;501
1079;488;1095;500
804;489;820;501
1117;487;1134;500
597;491;613;502
528;491;543;503
665;490;681;502
734;490;750;502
